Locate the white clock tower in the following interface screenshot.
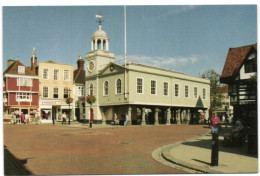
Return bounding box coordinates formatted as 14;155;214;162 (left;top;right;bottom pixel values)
85;15;115;124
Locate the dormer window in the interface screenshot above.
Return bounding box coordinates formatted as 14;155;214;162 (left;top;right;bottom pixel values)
18;66;25;74
245;53;257;73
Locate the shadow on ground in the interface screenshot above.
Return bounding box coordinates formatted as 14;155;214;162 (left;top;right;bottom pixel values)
181;125;257;158
4;145;32;175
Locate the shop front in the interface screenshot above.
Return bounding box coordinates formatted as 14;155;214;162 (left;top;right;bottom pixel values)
39;99;74;123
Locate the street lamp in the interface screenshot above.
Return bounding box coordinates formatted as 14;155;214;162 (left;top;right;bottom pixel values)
65;89;73;125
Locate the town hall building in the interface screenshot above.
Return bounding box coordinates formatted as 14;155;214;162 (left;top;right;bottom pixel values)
82;20;211;125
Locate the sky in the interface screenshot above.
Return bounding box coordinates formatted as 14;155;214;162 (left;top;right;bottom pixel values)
2;5;257;77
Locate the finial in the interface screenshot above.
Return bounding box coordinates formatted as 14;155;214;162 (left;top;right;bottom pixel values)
33;47;36;56
78;55;82;60
96;13;104;29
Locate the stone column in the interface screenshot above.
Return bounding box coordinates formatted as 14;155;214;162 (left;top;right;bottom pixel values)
154;108;159;125
141;108;146;126
177;109;181;125
91;40;94;51
101;39;104;50
128;106;132;125
186;109;190;125
101;110;106;125
107;40;109;51
166;108;171;125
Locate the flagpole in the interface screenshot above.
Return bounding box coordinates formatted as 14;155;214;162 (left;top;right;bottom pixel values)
124;5;127;100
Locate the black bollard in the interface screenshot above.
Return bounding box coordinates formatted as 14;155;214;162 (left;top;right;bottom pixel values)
90;122;92;128
211;132;219;166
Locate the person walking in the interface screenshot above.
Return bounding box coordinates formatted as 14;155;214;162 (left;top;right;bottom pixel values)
62;112;66;124
21;112;25;124
35;112;40;125
24;113;29;125
124;113;128;126
52;113;55;125
211;113;220;134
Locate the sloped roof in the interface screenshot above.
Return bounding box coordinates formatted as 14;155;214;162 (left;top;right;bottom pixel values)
74;67;85;84
220;43;257;82
3;60;37;76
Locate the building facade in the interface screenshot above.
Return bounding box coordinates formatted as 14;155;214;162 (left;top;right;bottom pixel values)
73;56;86;121
3;48;39;121
83;22;211;125
38;61;74;122
220;43;257;154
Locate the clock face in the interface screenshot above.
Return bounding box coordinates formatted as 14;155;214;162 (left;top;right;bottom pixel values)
88;61;95;72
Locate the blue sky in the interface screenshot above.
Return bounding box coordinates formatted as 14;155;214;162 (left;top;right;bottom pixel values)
2;5;257;76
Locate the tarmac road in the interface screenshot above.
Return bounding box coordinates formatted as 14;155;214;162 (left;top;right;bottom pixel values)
4;123;208;175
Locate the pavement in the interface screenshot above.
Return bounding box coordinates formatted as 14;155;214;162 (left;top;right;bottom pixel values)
3;122;259;174
160;125;258;174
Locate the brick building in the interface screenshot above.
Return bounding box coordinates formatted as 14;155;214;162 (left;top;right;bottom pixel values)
3;48;39;121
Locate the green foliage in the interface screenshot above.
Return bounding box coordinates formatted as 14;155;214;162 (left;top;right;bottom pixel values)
86;95;96;104
201;69;224;113
65;97;73;104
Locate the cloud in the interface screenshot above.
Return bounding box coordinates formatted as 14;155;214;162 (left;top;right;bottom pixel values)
115;54;200;70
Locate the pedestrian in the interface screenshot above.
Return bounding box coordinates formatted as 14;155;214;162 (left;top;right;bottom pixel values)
24;113;29;125
211;113;220;134
124;113;128;126
11;112;16;124
52;113;55;125
21;112;25;124
35;112;40;125
62;112;66;124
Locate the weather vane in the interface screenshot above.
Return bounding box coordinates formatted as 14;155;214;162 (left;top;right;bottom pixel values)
96;13;104;26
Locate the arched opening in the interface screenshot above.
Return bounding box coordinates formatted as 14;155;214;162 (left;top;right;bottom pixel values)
97;39;101;50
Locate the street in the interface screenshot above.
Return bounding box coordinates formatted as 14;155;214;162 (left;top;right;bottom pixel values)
4;123;208;175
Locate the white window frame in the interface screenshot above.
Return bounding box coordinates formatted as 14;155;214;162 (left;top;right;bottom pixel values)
16;92;32;101
203;88;207;100
17;77;32;87
43;68;49;80
136;77;144;94
18;66;25;74
174;83;180;97
53;69;59;80
53;88;59;98
64;88;69;98
116;79;122;95
42;86;49;98
185;85;189;98
63;70;70;81
194;86;198;99
150;80;157;95
163;82;169;96
103;81;109;96
77;86;84;96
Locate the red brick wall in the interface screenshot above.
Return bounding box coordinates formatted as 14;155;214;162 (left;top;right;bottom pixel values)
9;93;18;105
7;78;18;91
32;79;39;92
32;94;39;106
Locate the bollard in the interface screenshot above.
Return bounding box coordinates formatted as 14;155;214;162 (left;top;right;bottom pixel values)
211;132;219;166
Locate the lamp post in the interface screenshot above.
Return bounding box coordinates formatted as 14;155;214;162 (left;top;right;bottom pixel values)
65;89;73;125
68;89;71;125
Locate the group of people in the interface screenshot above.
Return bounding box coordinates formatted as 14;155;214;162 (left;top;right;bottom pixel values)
111;113;129;126
210;112;245;146
11;111;41;125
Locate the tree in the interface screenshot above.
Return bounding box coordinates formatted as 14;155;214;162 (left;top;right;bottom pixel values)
201;69;224;116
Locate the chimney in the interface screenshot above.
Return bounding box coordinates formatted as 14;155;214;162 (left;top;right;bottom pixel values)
77;55;85;69
31;47;37;71
7;59;15;68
